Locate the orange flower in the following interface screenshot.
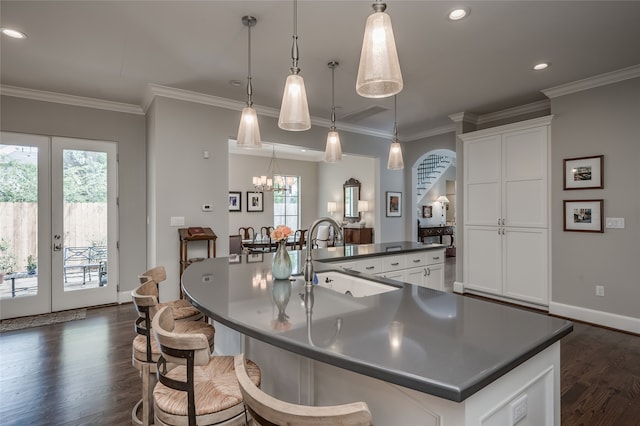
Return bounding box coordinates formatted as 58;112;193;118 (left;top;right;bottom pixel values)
270;225;292;241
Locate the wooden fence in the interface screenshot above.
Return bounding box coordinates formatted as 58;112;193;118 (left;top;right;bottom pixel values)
0;202;107;272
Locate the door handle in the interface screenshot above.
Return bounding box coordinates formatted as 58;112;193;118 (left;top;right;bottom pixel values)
53;243;62;251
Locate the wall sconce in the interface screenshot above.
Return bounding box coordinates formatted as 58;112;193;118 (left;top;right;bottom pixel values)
357;200;369;213
327;201;337;217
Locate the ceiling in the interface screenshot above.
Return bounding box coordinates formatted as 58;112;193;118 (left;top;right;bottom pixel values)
2;1;640;141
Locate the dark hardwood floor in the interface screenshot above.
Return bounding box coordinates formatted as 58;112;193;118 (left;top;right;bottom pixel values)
1;299;638;425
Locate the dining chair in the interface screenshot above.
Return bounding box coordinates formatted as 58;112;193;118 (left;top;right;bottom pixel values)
293;229;308;250
234;353;372;426
259;226;275;252
229;235;243;255
238;227;255;241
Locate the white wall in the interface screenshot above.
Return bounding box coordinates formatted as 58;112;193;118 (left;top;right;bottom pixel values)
549;77;640;327
228;153;319;234
318;155;377;236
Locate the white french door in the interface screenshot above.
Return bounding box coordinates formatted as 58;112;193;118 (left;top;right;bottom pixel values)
0;133;118;318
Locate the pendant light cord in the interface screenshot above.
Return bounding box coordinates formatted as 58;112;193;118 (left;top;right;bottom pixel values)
393;95;398;141
330;62;336;131
246;19;253;107
291;0;300;74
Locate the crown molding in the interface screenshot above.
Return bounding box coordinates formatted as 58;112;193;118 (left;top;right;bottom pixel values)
476;99;550;125
405;124;457;141
0;84;144;115
542;64;640;99
144;83;393;139
448;112;479;125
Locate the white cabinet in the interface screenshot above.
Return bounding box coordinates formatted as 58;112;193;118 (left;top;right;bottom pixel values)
461;116;552;306
329;249;446;291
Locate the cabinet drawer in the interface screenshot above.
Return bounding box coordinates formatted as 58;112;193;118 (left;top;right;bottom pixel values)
381;255;406;272
332;260;358;271
426;249;445;265
357;258;382;274
405;252;427;267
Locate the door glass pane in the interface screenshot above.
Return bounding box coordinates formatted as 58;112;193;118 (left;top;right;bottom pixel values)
62;149;108;291
0;144;39;299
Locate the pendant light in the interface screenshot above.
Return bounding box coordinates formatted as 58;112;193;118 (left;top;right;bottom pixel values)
356;1;403;98
237;16;261;148
278;0;311;131
325;61;343;163
387;95;404;170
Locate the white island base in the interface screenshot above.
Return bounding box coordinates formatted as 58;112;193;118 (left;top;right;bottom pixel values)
216;325;560;426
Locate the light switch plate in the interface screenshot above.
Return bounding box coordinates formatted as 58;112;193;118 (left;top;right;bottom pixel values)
605;217;625;229
170;216;185;226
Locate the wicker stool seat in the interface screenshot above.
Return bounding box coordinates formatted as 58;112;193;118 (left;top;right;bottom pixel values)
139;265;203;322
131;280;214;426
152;306;261;426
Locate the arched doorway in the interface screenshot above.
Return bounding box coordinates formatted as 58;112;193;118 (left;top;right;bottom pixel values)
411;149;456;244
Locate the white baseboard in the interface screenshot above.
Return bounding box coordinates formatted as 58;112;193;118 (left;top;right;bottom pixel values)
118;290;132;304
549;301;640;334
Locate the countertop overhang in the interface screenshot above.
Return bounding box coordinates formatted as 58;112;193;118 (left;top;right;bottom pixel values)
181;242;572;402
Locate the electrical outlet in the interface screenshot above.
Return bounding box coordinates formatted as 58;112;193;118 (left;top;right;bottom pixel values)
202;204;213;212
596;285;605;297
510;394;528;425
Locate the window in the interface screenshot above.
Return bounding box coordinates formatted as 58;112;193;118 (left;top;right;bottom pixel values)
273;175;299;231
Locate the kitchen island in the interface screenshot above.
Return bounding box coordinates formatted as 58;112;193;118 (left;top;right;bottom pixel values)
182;242;572;425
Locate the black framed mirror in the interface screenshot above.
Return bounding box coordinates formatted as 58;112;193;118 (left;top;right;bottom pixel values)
343;178;361;222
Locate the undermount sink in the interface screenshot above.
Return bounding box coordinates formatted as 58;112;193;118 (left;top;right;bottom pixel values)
314;271;399;298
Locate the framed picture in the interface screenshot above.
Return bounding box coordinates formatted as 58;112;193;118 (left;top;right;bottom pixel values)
422;205;432;218
247;192;264;212
563;155;604;190
228;191;242;212
246;252;264;263
563;199;604;233
386;191;402;217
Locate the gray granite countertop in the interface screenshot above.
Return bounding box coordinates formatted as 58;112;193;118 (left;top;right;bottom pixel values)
182;243;572;402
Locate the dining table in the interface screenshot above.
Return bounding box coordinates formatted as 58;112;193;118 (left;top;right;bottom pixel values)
242;235;299;252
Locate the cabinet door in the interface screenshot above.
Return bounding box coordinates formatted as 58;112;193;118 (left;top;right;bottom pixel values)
405;266;426;287
424;263;445;291
464;226;502;294
503;228;548;305
503;127;548;228
464;135;502;226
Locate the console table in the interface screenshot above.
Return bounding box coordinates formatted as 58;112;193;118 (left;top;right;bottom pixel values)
418;226;454;246
343;227;373;244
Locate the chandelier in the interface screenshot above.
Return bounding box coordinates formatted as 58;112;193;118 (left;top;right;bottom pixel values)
252;146;291;193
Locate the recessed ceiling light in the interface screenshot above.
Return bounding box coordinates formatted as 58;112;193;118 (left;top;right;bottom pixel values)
1;28;27;39
448;7;470;21
533;62;550;71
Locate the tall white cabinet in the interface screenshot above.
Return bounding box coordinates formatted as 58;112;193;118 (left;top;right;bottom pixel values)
460;116;552;307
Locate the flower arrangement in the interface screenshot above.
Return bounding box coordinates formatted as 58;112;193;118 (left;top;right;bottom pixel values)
270;225;292;242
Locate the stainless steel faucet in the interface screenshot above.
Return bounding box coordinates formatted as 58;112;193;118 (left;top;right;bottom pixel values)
304;217;344;287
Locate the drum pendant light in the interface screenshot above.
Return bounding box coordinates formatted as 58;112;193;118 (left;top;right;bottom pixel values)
356;1;403;98
325;61;342;163
278;0;311;131
237;16;262;148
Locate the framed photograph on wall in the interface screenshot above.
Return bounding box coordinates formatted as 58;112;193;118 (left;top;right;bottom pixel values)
228;191;242;212
247;192;264;212
563;199;603;233
386;191;402;217
563;155;604;190
422;205;432;218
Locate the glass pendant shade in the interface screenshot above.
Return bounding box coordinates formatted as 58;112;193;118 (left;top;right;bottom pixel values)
237;106;261;148
278;74;311;131
356;7;403;98
325;131;342;163
387;141;404;170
